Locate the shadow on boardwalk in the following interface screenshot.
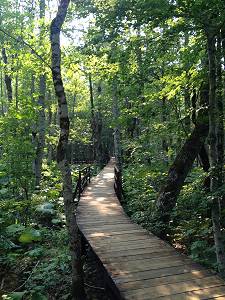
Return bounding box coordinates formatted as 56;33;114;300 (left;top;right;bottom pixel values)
77;159;225;300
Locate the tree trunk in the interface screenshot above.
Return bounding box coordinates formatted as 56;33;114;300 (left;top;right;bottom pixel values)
34;0;46;187
191;91;210;190
88;73;96;161
216;32;224;187
71;93;76;122
2;48;12;103
161;97;168;164
207;32;225;278
112;78;122;171
50;1;86;298
35;74;46;186
95;82;104;166
156;85;209;238
15;72;19;109
0;71;4;115
47;90;55;163
184;33;191;131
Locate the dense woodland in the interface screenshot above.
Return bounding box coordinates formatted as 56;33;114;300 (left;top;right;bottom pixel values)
0;0;225;299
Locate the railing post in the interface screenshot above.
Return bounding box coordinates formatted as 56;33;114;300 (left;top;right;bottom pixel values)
88;166;91;183
78;170;82;200
73;166;92;202
114;166;123;201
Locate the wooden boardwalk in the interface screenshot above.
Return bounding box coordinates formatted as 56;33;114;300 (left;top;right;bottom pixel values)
77;160;225;299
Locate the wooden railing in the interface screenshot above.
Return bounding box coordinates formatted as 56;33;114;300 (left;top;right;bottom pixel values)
114;166;123;201
73;166;91;202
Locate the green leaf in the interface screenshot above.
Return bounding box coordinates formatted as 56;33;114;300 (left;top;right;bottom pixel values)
7;291;26;300
31;293;48;300
25;247;44;257
51;218;61;225
19;229;41;244
6;224;25;235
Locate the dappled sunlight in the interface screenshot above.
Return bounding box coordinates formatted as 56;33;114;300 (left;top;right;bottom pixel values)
77;161;225;300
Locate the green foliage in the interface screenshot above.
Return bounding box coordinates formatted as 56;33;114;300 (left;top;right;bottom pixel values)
0;106;36;199
0;161;82;299
123;163;220;269
18;229;42;244
0;0;224;296
3;291;26;300
123;163;162;229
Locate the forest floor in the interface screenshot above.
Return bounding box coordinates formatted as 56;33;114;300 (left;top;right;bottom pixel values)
0;162;110;300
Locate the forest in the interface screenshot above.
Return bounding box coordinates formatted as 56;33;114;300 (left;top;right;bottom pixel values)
0;0;225;299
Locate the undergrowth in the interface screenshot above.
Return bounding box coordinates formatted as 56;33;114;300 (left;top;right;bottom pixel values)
122;162;225;270
0;161;89;300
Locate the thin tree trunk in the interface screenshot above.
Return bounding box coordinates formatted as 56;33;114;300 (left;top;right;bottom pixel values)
35;73;46;186
0;71;4;115
50;1;86;298
156;85;209;238
207;32;225;278
31;73;35;101
184;33;191;131
71;93;76;122
47;90;55;163
191;91;210;190
161;97;168;164
112;78;122;171
15;72;19;109
88;73;96;161
216;33;224;187
2;48;12;103
95;82;104;166
34;0;46;187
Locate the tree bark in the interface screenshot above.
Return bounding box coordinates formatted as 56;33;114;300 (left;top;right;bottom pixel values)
35;74;46;186
15;72;19;109
207;32;225;278
34;0;46;187
50;1;86;299
161;97;168;164
184;33;191;131
216;32;224;187
88;73;96;161
0;71;4;115
112;78;122;171
191;91;210;190
2;48;12;103
156;85;209;237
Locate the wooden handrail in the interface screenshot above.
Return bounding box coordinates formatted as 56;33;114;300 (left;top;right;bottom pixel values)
73;166;91;202
114;166;123;201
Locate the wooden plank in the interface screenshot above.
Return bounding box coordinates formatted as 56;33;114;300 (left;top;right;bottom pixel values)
92;240;172;252
155;285;225;300
86;232;153;242
106;258;191;275
208;296;225;299
83;229;149;237
111;265;206;284
116;270;213;291
86;235;160;246
93;237;165;247
96;246;177;259
124;276;224;299
78;216;129;221
100;249;177;261
101;252;180;265
77;160;225;300
81;225;147;234
78;220;130;226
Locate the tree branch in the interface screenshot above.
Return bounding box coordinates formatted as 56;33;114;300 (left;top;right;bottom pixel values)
0;27;51;69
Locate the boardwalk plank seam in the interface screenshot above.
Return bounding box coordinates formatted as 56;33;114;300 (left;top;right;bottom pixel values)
77;160;225;300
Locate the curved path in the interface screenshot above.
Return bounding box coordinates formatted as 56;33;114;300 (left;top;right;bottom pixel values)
77;160;225;299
